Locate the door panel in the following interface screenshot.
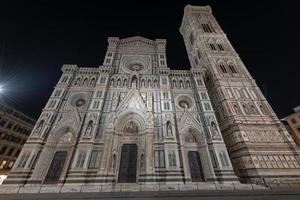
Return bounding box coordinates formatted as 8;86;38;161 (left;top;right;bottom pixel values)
188;151;204;182
118;144;137;183
44;151;67;184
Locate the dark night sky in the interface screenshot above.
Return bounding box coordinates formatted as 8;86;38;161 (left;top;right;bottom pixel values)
0;0;299;119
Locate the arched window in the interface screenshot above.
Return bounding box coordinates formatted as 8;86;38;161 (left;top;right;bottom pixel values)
110;79;115;87
219;64;227;73
75;77;81;86
35;120;45;134
90;78;96;86
123;79;128;87
154;79;158;87
228;64;237;74
117;79;121;87
148;80;151;88
82;77;89;86
172;80;177;88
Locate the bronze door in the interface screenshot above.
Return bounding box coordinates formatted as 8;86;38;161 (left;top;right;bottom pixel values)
44;151;67;184
188;151;204;182
118;144;137;183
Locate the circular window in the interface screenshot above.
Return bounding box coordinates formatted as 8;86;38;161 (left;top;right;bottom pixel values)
126;62;145;72
176;95;194;110
75;98;86;107
179;100;190;109
70;94;87;108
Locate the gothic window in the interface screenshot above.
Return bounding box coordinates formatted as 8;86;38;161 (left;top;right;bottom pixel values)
35;120;44;134
61;76;68;83
154;150;165;168
154;79;158;87
189;32;194;45
82;78;89;86
159;54;165;59
219;151;230;167
259;104;269;115
197;79;203;86
48;100;56;109
204;102;211;110
163;102;170;110
228;64;238;74
166;121;173;136
117;79;121;87
53;89;62;97
0;160;7;169
96;90;102;98
131;76;138;88
163;92;169;99
209;43;216;50
107;52;113;57
250;104;258;114
85;121;94;136
201;23;214;33
90;78;96;86
233;104;242;114
242;104;250;115
162;78;167;85
209;150;218;168
160;60;166;65
148;79;151;87
75;77;81;86
105;58;111;64
17;152;30;168
172;80;177;88
168;151;177;167
123;121;139;134
219;64;227;73
200;92;208;100
88;150;102;169
179;80;184;88
186;80;191;88
123;79;128;87
75;151;86;168
217;43;224;51
110;79;114;87
141;79;145;87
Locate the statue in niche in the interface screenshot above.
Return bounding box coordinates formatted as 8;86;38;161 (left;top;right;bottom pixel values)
166;121;173;136
85;121;93;136
59;131;73;143
123;121;138;134
211;121;219;138
131;76;138;89
140;153;144;170
179;100;189;109
112;154;116;170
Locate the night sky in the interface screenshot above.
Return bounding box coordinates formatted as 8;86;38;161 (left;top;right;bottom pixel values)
0;0;299;120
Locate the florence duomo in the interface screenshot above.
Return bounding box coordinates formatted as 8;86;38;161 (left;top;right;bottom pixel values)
2;4;300;193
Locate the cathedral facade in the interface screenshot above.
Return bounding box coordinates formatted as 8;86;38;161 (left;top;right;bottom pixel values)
4;5;300;188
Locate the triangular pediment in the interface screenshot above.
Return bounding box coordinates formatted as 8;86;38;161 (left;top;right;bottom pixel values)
54;108;82;133
118;36;156;48
178;109;202;132
117;88;146;113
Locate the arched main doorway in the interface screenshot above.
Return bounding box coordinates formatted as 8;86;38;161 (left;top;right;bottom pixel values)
118;144;137;183
44;151;67;184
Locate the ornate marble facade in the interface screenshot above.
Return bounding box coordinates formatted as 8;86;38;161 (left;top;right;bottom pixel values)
4;5;300;188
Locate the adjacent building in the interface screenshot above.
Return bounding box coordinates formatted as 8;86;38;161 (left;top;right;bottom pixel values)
3;5;300;190
282;106;300;146
0;102;35;182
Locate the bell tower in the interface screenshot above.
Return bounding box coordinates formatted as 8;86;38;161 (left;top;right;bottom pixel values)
180;5;300;185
